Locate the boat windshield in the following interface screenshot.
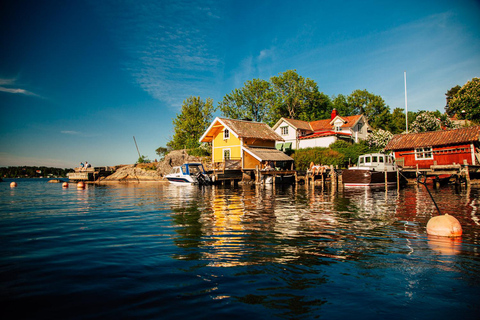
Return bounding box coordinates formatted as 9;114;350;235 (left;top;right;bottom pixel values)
188;164;203;174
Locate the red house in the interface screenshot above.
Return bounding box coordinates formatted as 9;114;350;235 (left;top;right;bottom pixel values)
385;126;480;169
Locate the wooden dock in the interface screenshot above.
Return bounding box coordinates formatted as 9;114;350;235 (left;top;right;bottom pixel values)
67;167;116;182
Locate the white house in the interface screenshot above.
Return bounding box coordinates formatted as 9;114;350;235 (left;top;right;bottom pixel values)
272;109;369;150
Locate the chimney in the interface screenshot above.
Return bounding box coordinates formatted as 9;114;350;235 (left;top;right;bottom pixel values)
331;108;338;120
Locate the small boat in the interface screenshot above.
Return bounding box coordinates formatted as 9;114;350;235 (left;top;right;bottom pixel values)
165;163;211;185
342;153;400;187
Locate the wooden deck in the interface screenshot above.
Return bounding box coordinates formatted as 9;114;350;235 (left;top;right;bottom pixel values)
67;167;116;182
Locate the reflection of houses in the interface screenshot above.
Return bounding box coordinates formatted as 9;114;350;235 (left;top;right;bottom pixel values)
385;126;480;169
199;118;294;181
272;109;369;150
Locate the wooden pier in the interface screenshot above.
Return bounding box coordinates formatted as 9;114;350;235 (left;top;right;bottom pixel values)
67;167;116;182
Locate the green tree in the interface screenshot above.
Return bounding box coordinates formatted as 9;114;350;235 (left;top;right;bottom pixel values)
389;108;406;134
445;85;461;116
448;78;480;122
167;96;215;150
347;89;390;129
270;70;331;124
155;146;169;161
218;78;274;123
410;111;441;133
331;94;355;116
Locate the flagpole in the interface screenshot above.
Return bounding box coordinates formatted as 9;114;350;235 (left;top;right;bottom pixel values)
404;71;408;133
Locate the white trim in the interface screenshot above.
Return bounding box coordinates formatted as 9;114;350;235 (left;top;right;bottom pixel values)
223;148;231;160
199;117;239;142
472;143;475;165
415;147;434;160
213;144;241;149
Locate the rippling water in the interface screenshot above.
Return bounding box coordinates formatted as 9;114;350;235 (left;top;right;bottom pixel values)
1;179;479;319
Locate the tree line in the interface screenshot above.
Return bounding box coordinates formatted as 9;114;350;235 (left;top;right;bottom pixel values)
161;71;479;155
1;166;74;178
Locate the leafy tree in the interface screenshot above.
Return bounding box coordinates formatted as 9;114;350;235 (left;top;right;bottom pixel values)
137;155;151;164
167;96;215;150
445;85;461;116
347;89;390;129
155;146;169;161
448;78;480;122
331;94;355;116
218;78;274;123
410;111;441;133
388;108;406;134
270;70;331;124
366;129;394;150
410;111;458;133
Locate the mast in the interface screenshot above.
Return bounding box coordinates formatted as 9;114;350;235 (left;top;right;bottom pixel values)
404;71;408;133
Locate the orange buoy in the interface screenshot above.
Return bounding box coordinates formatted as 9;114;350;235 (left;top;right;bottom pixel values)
10;181;17;188
77;181;85;189
426;214;462;237
62;182;69;188
427;234;462;255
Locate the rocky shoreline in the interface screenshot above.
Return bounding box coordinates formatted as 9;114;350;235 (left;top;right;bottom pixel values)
98;149;208;182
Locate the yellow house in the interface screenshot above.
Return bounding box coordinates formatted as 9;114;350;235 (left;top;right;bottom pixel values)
199;117;293;170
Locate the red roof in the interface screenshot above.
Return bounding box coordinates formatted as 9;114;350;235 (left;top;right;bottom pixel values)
385;126;480;150
299;130;352;140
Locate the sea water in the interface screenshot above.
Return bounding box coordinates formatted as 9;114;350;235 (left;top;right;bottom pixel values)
1;179;479;319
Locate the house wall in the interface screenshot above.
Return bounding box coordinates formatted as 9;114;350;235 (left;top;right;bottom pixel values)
274;120;298;149
243;150;261;170
212;129;242;162
299;136;337;149
394;143;474;168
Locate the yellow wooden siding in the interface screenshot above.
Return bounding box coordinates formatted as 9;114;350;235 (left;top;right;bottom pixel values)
212;129;242;162
243;150;261;169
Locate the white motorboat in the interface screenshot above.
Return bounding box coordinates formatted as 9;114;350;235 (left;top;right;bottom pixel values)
165;163;211;185
342;153;400;187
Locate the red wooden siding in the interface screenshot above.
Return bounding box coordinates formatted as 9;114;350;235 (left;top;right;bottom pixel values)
394;143;474;168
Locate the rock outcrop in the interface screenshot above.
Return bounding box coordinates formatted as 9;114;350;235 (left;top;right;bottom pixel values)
102;149;209;182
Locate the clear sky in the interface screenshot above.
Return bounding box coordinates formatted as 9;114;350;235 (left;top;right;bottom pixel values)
1;0;479;168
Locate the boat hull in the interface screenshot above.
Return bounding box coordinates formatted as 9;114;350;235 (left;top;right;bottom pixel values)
342;169;398;187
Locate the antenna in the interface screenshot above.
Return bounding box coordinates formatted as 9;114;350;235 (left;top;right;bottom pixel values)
133;136;141;158
404;71;408;133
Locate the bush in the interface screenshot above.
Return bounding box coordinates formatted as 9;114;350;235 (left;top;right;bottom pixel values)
292;147;345;170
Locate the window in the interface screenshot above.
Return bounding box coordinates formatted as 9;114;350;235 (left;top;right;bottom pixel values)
281;126;288;135
223;129;230;140
372;156;378;163
223;149;231;160
415;147;433;160
335;126;342;132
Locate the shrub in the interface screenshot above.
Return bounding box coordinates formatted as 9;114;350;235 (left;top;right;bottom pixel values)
292;147;345;170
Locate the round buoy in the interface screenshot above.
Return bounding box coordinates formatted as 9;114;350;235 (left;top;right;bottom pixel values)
10;181;17;188
62;182;69;188
77;181;85;189
426;214;462;237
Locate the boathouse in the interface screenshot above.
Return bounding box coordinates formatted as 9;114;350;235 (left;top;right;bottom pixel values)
272;109;369;150
385;126;480;169
199;117;294;172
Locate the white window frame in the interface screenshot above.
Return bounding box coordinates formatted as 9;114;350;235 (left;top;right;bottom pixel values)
223;129;230;140
223;148;231;160
280;126;289;135
415;147;433;160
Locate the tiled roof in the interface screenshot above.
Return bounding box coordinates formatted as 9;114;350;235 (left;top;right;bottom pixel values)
299;130;352;140
309;115;362;131
281;118;312;131
220;118;283;141
243;146;294;161
385;126;480;150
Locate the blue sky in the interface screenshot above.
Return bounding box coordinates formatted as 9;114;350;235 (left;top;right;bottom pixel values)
1;0;479;168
